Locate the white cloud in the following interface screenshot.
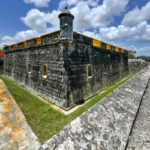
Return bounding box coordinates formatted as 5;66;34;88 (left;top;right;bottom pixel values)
59;0;78;8
46;10;60;28
21;9;60;32
21;9;47;32
1;30;39;46
59;0;99;9
1;0;150;57
1;36;14;45
82;30;100;39
1;8;60;47
1;26;59;47
70;0;129;31
14;30;39;41
23;0;51;7
71;2;91;30
100;21;150;41
122;1;150;26
2;0;129;47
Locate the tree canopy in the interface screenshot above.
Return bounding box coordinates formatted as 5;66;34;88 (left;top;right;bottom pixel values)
128;50;136;59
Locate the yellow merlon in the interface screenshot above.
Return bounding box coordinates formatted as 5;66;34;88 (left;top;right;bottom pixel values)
93;39;101;47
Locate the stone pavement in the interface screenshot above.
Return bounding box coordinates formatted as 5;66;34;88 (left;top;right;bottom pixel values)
126;78;150;150
41;66;150;150
0;80;40;150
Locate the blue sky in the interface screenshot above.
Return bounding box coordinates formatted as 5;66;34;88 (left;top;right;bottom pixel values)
0;0;150;56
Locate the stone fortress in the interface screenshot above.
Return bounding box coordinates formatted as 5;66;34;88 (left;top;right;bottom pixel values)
4;7;129;110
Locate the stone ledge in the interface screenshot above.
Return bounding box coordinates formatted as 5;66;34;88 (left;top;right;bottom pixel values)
129;59;149;73
0;80;40;150
126;75;150;149
41;65;150;150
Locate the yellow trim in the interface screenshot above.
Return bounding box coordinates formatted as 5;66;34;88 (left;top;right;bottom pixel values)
121;48;125;53
35;37;42;45
42;64;48;78
22;41;27;48
93;39;101;47
106;44;111;50
115;47;119;52
14;44;19;49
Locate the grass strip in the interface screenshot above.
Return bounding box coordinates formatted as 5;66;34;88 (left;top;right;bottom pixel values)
0;73;133;143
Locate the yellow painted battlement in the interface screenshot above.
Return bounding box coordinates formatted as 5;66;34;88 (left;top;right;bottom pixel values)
93;39;101;47
106;44;111;50
4;31;127;54
35;37;42;45
22;41;27;48
115;47;119;52
92;38;126;53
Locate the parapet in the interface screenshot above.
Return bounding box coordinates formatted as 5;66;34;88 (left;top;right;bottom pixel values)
4;31;60;52
4;31;128;55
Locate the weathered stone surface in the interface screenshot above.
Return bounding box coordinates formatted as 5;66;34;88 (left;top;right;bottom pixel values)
41;65;150;150
4;41;68;109
0;58;3;74
129;59;149;73
127;77;150;150
3;31;129;109
0;80;40;150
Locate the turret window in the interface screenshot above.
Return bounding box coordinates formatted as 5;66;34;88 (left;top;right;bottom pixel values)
87;64;93;78
42;64;48;78
28;64;32;74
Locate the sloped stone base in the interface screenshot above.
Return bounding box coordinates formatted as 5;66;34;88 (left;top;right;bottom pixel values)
0;80;40;150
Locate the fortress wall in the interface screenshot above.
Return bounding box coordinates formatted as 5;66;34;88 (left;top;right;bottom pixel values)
129;59;149;73
41;65;150;150
4;32;71;109
4;43;68;108
65;32;129;104
3;31;129;109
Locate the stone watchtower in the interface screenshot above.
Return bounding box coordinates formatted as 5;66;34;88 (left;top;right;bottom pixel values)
58;7;74;42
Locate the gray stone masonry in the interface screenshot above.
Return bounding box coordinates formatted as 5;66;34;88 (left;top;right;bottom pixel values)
129;59;149;73
41;65;150;150
4;8;129;109
127;75;150;149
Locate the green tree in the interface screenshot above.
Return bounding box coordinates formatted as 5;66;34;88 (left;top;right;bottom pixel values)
137;56;150;62
128;50;136;59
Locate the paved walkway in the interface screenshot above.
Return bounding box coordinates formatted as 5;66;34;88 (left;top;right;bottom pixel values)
127;78;150;150
0;80;40;150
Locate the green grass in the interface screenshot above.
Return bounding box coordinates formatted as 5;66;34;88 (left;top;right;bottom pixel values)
0;74;133;143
